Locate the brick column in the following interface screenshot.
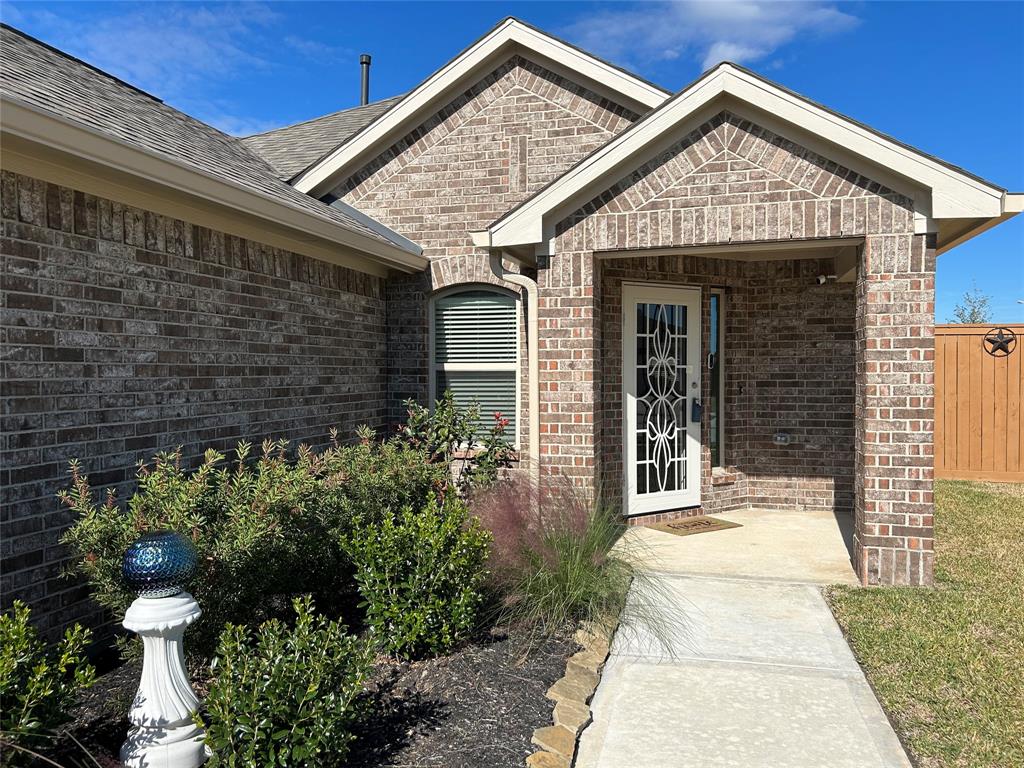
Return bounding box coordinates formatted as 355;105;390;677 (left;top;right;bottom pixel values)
537;250;600;490
854;233;936;585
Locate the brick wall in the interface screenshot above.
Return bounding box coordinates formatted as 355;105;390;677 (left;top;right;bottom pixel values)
1;171;390;637
855;233;935;585
331;55;639;428
537;251;602;485
547;112;934;584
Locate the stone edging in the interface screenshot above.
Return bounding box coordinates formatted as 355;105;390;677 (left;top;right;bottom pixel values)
526;618;618;768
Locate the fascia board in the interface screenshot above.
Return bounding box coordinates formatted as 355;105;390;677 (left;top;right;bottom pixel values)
505;21;669;110
721;68;1003;218
1;96;426;273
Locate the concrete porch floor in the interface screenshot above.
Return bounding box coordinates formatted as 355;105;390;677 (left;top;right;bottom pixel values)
577;507;911;768
622;507;860;585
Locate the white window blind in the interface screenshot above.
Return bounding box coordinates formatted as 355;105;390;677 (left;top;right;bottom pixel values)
433;290;518;439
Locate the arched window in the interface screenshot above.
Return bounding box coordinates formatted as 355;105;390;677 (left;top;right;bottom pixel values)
431;287;519;442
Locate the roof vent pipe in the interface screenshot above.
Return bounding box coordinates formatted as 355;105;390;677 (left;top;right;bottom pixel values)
359;54;371;105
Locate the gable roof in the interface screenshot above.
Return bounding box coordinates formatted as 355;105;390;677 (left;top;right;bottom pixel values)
483;61;1022;254
292;17;672;196
242;95;405;181
0;24;425;272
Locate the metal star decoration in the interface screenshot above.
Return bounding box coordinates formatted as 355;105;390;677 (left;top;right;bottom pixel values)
983;328;1016;357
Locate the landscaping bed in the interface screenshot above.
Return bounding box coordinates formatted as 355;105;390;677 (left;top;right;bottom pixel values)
45;630;573;768
4;399;630;767
826;480;1024;768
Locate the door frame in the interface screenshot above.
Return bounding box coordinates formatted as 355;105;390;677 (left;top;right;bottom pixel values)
621;282;702;516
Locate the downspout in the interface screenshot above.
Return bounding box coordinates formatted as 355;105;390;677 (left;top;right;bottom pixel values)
489;251;540;484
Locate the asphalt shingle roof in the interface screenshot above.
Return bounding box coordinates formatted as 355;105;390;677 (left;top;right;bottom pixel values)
243;95;404;181
0;24;418;255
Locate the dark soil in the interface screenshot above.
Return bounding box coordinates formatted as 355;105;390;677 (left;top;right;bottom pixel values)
35;631;573;768
349;631;574;767
29;661;138;767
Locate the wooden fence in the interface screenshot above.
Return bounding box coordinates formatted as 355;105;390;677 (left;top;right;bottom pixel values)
935;323;1023;482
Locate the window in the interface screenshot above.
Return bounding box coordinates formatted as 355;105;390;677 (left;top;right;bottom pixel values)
431;288;519;441
709;292;724;467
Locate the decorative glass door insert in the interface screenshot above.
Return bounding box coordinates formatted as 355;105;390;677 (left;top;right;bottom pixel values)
622;284;701;514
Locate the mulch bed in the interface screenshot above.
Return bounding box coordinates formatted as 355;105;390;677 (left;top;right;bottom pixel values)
38;630;574;768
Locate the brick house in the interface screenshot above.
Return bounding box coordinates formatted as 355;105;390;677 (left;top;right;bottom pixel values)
2;19;1021;636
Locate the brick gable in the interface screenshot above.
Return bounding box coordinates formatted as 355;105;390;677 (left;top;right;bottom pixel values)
350;56;643;432
558;112;915;251
332;56;640;259
633;151;808;212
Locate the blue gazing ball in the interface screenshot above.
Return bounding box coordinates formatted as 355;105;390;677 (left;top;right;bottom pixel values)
122;531;197;598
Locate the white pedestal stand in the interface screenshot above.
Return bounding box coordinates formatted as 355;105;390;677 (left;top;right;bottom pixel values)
120;592;207;767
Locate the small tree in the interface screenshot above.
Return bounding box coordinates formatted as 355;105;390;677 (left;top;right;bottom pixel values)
949;283;992;324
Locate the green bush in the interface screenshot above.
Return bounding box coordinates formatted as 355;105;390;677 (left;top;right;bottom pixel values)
61;440;339;658
0;601;96;763
61;408;492;663
319;432;450;530
344;492;492;659
398;391;514;492
61;432;452;658
472;478;633;638
202;596;372;767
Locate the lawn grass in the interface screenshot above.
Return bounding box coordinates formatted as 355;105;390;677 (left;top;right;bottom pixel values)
826;481;1024;768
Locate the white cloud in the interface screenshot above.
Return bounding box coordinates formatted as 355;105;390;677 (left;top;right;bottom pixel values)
563;1;859;71
3;2;331;134
283;34;353;61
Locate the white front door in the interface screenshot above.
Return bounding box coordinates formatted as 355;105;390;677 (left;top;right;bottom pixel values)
623;284;701;515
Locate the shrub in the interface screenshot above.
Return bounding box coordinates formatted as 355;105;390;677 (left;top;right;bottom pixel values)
61;408;491;663
397;391;515;492
318;431;450;530
61;440;346;658
0;601;96;763
202;596;372;767
472;477;633;638
343;492;492;659
398;390;477;465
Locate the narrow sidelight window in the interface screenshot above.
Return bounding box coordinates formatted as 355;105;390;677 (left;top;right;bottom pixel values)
709;292;724;467
431;288;519;442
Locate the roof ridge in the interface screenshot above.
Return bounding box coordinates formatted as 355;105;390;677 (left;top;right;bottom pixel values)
242;93;406;140
0;22;163;104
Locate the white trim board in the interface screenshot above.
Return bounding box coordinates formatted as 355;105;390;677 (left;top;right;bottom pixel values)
487;62;1017;252
293;17;670;197
1;96;427;275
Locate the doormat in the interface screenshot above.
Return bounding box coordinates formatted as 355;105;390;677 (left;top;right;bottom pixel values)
647;516;741;537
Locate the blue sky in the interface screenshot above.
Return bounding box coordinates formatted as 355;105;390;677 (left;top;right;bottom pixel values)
3;1;1021;321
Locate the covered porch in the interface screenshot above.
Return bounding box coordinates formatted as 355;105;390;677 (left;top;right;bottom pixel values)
595;241;860;525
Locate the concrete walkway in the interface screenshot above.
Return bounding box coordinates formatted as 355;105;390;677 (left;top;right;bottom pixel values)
577;510;912;768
